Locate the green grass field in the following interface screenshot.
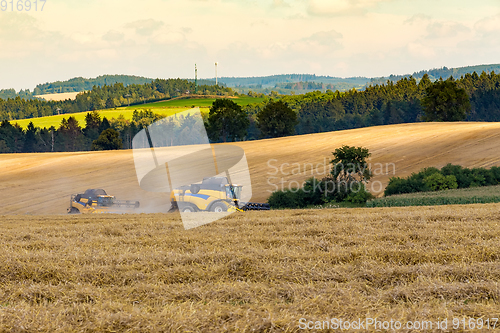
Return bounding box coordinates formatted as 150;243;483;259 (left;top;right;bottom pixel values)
126;96;266;109
12;96;264;129
367;185;500;207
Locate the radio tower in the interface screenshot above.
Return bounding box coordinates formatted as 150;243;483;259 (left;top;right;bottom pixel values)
215;62;218;86
195;63;198;94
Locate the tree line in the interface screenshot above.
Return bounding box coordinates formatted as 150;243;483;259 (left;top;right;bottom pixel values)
0;109;216;153
384;164;500;196
2;70;500;153
273;71;500;135
207;71;500;142
0;78;234;121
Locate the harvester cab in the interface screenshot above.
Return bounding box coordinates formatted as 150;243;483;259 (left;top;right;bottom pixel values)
169;176;270;213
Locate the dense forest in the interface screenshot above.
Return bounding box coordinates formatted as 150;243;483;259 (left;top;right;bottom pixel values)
254;71;500;135
0;78;234;121
1;70;500;153
369;64;500;86
33;75;154;94
0;75;220;100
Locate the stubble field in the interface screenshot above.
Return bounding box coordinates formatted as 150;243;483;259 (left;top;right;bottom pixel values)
3;122;500;215
1;204;499;332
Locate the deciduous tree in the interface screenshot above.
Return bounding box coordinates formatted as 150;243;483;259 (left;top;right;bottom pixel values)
206;99;249;142
257;100;298;138
91;128;123;151
422;79;471;121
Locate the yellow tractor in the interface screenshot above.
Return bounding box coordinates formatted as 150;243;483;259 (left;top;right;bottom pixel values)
68;189;140;214
169;177;270;213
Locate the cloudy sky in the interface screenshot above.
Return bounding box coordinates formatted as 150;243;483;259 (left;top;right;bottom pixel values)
1;0;499;90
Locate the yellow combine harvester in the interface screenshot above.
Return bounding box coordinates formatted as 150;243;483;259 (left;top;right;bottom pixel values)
169;177;270;213
68;189;140;214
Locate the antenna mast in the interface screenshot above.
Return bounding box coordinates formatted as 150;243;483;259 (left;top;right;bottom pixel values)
215;62;218;86
195;63;198;94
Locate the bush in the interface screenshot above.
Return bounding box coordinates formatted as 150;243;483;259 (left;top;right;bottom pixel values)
423;173;458;191
91;128;123;151
302;177;326;206
384;176;429;196
267;188;303;209
385;163;500;197
267;177;374;209
345;183;374;204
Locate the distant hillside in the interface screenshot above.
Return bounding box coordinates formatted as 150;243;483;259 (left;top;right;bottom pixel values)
369;64;500;85
219;74;370;93
2;63;500;100
218;64;500;93
33;75;154;95
0;76;220;100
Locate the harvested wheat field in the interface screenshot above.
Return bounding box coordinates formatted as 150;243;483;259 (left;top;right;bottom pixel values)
2;122;500;215
34;92;82;101
0;204;499;331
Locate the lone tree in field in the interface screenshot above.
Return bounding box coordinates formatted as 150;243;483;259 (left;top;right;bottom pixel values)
92;128;123;151
422;79;471;121
206;99;249;142
256;100;298;138
319;145;374;204
330;145;372;183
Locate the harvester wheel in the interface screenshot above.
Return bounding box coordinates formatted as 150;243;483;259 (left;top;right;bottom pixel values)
211;202;227;213
68;207;80;214
181;206;195;213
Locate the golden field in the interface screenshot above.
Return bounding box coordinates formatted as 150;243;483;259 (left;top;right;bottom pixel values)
2;122;500;215
1;123;500;331
0;205;499;332
34;92;81;101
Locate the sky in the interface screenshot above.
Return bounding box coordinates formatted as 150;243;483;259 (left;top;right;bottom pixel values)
1;0;500;90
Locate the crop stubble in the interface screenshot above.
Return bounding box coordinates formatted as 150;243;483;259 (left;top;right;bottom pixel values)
0;204;499;331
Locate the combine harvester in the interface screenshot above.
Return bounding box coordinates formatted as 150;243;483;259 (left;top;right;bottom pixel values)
169;176;270;213
68;189;140;214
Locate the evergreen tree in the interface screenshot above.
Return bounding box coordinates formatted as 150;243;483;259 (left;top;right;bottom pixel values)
23;121;37;153
257;100;298;138
56;116;85;151
99;117;111;132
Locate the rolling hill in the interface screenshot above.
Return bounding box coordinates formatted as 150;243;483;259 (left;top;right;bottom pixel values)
2;122;500;215
12;96;265;129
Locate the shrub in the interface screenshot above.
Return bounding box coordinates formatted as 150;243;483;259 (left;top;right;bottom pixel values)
345;183;374;204
91;128;123;151
267;188;303;209
384;176;429;196
302;177;326;206
385;164;500;197
423;173;458;191
267;177;375;209
490;166;500;184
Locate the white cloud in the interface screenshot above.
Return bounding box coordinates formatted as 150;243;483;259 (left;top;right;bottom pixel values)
126;19;165;36
474;13;500;35
406;42;436;59
152;31;185;44
272;0;290;8
290;30;343;55
425;21;470;39
307;0;391;16
404;13;431;24
102;30;125;42
0;0;499;90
